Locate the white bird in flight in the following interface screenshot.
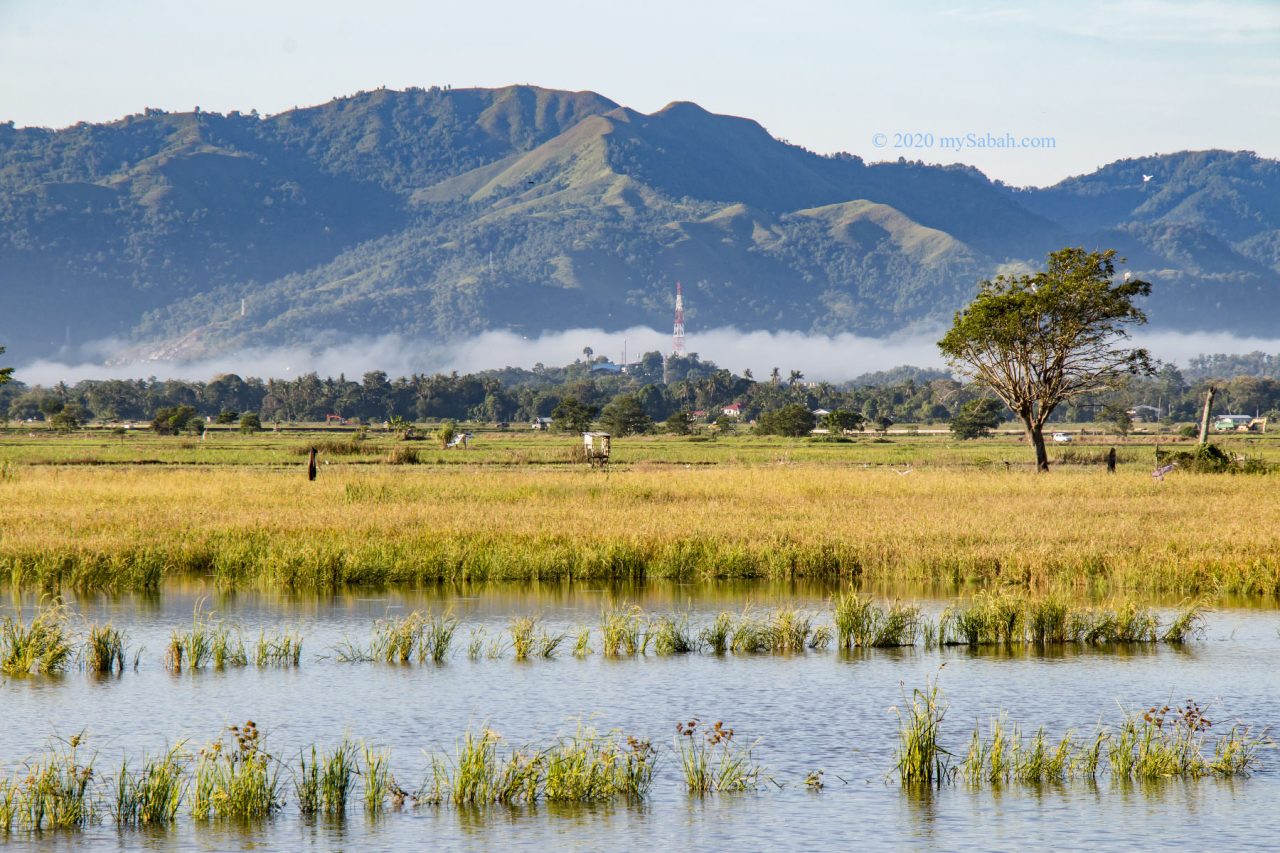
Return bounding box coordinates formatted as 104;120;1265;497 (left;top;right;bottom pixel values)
1142;174;1154;183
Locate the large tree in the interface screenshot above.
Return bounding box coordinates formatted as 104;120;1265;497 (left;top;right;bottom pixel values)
0;346;11;388
551;397;598;434
938;248;1153;470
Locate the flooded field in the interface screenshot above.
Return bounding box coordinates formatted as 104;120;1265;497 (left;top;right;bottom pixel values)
2;582;1278;850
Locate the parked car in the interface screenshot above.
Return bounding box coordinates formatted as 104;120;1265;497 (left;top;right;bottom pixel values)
1051;432;1073;443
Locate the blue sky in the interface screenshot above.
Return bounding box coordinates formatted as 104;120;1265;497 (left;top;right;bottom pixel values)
1;0;1276;185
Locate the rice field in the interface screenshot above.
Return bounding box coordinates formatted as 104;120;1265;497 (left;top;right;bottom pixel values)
1;450;1279;596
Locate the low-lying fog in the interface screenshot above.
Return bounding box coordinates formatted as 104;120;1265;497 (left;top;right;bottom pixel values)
12;327;1280;385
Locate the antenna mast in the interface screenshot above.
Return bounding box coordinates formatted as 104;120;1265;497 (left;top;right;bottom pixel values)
672;282;686;355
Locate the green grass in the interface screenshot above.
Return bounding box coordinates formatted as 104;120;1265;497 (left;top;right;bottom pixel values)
939;594;1198;646
166;604;245;671
650;613;697;655
419;612;457;664
1;604;73;676
85;622;127;674
675;719;764;794
833;592;920;648
362;744;399;813
295;739;356;816
191;721;283;820
4;734;97;830
600;603;647;657
543;726;656;802
913;685;1268;789
509;616;538;661
114;744;186;826
254;629;302;667
893;678;952;787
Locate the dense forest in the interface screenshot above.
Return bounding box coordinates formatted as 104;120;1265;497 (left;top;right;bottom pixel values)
4;351;1279;435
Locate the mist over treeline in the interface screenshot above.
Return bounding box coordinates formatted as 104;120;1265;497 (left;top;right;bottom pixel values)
5;349;1280;430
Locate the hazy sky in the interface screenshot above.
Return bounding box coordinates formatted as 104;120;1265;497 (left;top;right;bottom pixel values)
2;0;1277;186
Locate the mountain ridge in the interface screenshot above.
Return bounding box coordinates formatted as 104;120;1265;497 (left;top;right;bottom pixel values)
1;85;1277;362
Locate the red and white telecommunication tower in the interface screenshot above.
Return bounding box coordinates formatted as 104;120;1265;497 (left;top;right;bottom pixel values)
672;282;686;355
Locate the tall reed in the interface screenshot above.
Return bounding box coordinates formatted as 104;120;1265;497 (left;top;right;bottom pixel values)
600;603;647;656
85;622;127;674
675;719;763;794
419;612;457;664
192;721;283;819
253;630;302;667
1;604;73;675
362;744;400;812
296;739;356;816
543;726;656;801
650;614;696;655
893;678;951;787
833;593;919;648
509;616;538;661
166;604;245;671
10;734;96;829
370;611;423;664
114;744;186;826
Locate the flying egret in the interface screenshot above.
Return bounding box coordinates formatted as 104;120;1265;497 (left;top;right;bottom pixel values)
1142;174;1154;183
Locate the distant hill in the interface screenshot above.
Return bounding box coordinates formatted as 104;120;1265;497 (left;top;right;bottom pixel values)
1;85;1276;361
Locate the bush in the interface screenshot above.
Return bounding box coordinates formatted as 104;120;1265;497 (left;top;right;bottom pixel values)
950;398;1004;439
152;405;198;435
756;404;815;437
239;413;262;434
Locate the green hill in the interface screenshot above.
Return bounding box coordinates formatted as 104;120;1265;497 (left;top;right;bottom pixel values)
1;86;1276;361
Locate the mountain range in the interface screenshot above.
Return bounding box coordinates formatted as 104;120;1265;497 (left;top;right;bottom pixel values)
2;84;1277;363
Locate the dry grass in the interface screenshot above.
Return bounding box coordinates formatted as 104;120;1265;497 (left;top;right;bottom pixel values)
2;465;1280;595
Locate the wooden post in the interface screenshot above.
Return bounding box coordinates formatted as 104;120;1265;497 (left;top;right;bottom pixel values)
308;447;317;481
1197;386;1216;445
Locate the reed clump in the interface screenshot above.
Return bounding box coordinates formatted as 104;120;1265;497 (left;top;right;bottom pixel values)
1;604;74;676
650;613;697;655
191;721;283;820
420;726;657;806
600;603;647;657
362;744;402;812
833;592;920;648
370;611;424;663
1;734;97;830
295;739;357;816
509;616;538;661
675;719;764;794
421;730;542;806
699;612;733;654
904;682;1269;788
939;594;1201;646
85;623;127;674
166;605;245;671
893;678;952;787
114;745;186;826
542;726;656;802
419;612;457;663
254;630;302;667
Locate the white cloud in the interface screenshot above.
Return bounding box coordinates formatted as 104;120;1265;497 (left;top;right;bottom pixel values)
945;0;1280;44
13;326;950;386
18;325;1280;387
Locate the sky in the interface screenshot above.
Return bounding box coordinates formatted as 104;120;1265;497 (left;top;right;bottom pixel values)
1;0;1277;187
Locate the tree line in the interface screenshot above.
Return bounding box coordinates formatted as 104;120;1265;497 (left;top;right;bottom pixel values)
1;350;1277;437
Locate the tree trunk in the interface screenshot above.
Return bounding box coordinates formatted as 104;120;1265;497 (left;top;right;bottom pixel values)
1024;421;1050;472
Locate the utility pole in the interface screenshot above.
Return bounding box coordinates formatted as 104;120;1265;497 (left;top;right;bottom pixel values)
1197;386;1216;445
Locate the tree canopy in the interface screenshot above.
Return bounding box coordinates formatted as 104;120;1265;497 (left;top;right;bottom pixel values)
938;247;1153;469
